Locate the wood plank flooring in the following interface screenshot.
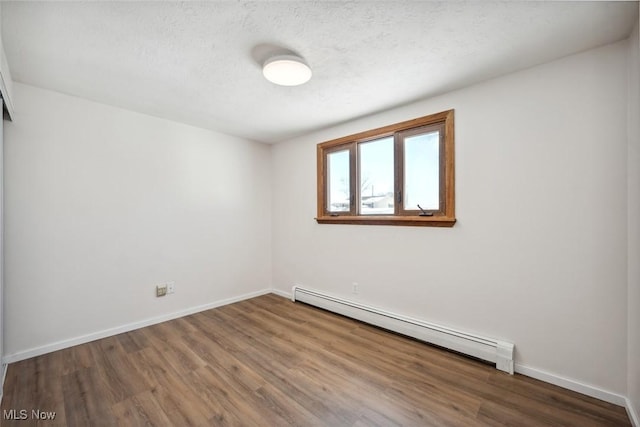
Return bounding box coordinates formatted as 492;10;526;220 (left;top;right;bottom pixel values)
1;293;632;426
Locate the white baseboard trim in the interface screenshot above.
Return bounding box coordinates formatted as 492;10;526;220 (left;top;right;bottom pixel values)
515;363;627;407
2;288;272;364
271;288;292;299
627;397;640;427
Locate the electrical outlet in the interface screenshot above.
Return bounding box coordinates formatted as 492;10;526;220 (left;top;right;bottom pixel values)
352;282;359;294
156;285;167;297
167;281;175;294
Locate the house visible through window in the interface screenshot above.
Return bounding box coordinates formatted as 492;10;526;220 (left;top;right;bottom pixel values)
316;109;455;227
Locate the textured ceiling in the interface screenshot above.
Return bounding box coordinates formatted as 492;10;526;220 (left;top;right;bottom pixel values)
2;1;638;143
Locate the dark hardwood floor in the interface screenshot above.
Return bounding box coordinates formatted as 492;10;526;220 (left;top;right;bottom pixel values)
1;293;632;426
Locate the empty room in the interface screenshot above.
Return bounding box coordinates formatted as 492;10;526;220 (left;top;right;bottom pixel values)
0;1;638;426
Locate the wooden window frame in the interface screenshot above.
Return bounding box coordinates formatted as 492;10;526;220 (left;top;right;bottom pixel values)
316;109;455;227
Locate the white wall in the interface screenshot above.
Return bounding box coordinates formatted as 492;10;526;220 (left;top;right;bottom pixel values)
628;15;640;425
272;41;629;396
0;105;4;397
4;83;271;358
0;3;14;118
0;0;4;392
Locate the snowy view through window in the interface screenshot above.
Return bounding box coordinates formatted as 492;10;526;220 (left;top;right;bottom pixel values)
404;131;439;211
327;149;350;212
359;137;395;214
328;131;440;214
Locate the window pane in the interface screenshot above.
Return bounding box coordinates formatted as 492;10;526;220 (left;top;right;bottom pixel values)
327;150;350;212
404;131;439;210
359;137;394;215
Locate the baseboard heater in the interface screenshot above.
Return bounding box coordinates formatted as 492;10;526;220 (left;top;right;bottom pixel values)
292;286;515;374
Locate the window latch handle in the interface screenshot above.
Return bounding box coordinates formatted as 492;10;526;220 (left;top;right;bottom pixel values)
417;204;434;217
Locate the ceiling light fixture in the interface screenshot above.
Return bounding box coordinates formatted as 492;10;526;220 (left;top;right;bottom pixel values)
262;54;312;86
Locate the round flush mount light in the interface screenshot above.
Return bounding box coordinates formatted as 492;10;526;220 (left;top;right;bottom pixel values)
262;54;312;86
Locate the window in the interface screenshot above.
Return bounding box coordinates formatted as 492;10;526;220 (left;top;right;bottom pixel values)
316;109;455;226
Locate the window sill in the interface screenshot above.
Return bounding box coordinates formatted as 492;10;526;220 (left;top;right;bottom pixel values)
315;215;456;227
